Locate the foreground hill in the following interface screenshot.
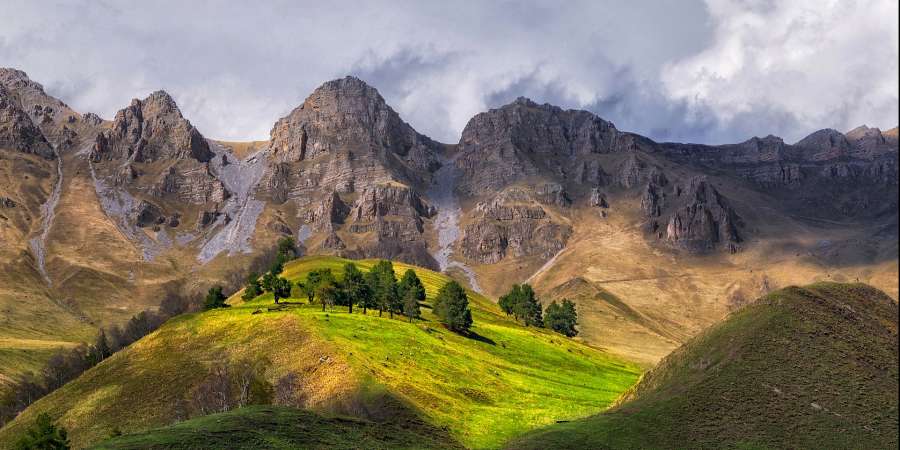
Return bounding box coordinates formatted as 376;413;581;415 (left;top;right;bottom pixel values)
93;405;457;450
0;256;640;449
508;283;899;449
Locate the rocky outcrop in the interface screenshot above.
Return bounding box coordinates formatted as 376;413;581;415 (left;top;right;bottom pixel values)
322;231;346;250
131;200;164;228
645;177;742;253
617;154;667;189
455;97;625;194
91;91;212;163
460;187;572;264
311;191;350;232
152;165;227;204
0;84;53;158
589;188;608;208
268;76;440;182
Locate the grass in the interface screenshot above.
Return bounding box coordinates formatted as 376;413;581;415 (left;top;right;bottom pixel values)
508;282;899;449
92;405;458;449
0;256;641;449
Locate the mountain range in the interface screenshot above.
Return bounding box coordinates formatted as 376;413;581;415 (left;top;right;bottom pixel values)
0;67;897;382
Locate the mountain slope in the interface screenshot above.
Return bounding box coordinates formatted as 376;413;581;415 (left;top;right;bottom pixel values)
0;256;640;449
508;283;899;449
93;405;459;450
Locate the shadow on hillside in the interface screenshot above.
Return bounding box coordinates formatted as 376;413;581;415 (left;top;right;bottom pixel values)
467;331;496;345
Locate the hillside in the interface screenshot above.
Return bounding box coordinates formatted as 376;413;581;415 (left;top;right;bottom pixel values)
508;283;899;449
93;405;458;450
0;256;640;449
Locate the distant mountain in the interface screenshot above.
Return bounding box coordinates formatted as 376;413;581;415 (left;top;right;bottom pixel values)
0;68;897;381
508;282;899;449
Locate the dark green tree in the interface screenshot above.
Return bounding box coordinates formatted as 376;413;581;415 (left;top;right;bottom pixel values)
402;288;422;322
544;299;579;337
342;263;370;314
498;284;522;318
366;260;398;318
303;268;334;305
242;272;263;301
269;258;285;276
261;271;277;292
203;286;229;310
277;236;298;260
433;280;473;333
272;277;292;304
315;278;341;311
514;284;543;327
14;412;70;450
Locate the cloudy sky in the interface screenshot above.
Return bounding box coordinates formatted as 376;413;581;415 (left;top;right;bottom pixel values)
1;0;897;144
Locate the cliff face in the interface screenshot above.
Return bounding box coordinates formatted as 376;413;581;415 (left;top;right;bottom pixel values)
0;83;53;158
263;77;442;267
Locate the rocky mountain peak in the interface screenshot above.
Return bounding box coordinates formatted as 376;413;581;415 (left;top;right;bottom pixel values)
0;83;54;158
92;90;212;163
268;76;440;182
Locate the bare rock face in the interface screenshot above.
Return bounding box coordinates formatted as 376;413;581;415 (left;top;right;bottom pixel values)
131;200;164;228
152;165;228;204
0;84;54;158
91;91;212;163
0;68;89;150
589;188;608;208
322;231;346;250
644;177;742;253
617;154;667;189
268;76;440;183
456;97;625;194
460;187;572;264
311;191;350;232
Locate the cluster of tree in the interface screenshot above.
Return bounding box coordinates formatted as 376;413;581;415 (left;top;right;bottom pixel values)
498;284;544;327
499;283;578;337
544;299;579;337
0;291;198;426
296;261;426;323
240;237;297;304
13;412;70;450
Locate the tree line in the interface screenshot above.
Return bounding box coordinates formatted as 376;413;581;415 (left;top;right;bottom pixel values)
232;254;474;334
499;283;579;337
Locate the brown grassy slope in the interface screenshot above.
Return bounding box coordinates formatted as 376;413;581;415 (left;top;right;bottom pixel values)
508;282;899;449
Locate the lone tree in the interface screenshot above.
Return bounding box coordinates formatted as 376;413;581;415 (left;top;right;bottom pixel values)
15;412;70;450
342;263;370;314
544;298;579;337
433;280;473;333
272;277;292;304
242;272;263;301
203;286;228;310
398;269;425;322
366;260;398;318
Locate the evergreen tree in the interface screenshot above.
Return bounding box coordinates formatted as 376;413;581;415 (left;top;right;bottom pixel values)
366;260;398;318
269;258;285;277
498;284;522;318
272;277;292;304
94;329;111;361
342;263;370;314
203;286;228;310
402;288;421;322
277;236;298;260
305;269;336;310
514;284;543;327
545;299;579;337
242;272;263;301
433;280;473;333
14;412;70;450
315;279;341;311
260;271;277;292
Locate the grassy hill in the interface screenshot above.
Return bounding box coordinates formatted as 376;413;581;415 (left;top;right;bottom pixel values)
508;282;899;449
92;405;458;449
0;256;640;449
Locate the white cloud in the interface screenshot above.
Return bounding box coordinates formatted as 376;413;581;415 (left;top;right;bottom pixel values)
0;0;896;144
662;0;899;142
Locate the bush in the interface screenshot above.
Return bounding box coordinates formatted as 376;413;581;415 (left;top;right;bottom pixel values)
14;412;70;450
203;286;229;310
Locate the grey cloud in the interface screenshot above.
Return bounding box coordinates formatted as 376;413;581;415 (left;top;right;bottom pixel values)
0;0;895;145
